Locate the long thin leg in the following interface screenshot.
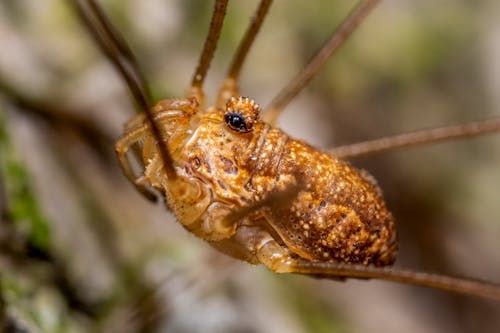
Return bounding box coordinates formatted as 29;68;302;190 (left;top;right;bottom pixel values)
256;240;500;301
264;0;381;125
71;0;177;180
188;0;229;103
330;117;500;158
71;0;151;115
216;0;274;108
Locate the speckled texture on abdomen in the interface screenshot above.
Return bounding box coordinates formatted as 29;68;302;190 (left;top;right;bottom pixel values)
269;139;397;266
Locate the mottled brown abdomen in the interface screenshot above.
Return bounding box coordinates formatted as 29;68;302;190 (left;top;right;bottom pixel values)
268;139;397;266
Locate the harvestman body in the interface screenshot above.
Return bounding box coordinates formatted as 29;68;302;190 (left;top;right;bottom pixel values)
72;0;500;300
116;95;397;268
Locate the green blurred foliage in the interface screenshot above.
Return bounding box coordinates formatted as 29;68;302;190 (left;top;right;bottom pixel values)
0;111;50;252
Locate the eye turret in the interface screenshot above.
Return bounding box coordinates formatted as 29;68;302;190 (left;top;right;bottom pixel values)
224;97;261;133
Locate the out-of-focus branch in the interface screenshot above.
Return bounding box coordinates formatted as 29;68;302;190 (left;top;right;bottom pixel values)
0;74;114;145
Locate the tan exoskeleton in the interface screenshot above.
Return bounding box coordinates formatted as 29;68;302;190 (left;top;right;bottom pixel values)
117;95;397;269
73;0;500;300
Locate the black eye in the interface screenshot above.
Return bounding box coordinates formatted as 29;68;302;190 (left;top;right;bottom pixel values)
224;111;249;132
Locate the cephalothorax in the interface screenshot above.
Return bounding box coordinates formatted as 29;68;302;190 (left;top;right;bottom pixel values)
73;0;500;300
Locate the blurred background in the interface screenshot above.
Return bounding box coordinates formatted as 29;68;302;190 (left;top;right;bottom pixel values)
1;0;500;332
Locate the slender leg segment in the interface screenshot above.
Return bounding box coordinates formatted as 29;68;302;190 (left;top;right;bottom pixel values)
255;239;500;301
188;0;229;105
330;117;500;158
216;0;274;108
71;0;152;115
71;0;177;180
264;0;381;125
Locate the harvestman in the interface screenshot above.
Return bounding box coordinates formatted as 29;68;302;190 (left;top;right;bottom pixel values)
71;0;500;300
